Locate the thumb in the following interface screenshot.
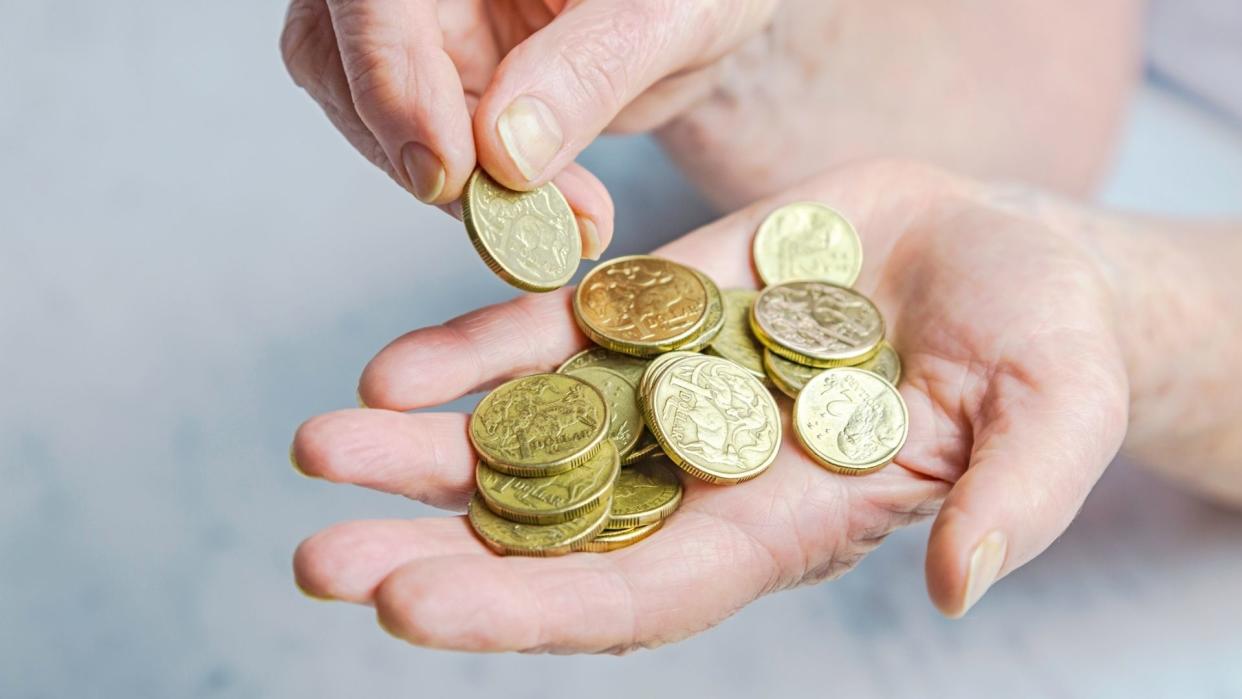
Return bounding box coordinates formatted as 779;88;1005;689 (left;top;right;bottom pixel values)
925;352;1128;617
473;0;775;189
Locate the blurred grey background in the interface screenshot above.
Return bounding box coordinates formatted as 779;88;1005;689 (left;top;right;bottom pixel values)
3;3;1242;698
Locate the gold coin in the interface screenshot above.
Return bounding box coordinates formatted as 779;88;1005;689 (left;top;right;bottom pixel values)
468;373;609;477
638;350;699;402
475;439;620;525
580;520;664;553
646;354;781;484
763;348;823;399
750;281;884;368
467;492;611;556
565;367;644;457
573;256;709;356
558;347;649;387
752;202;863;287
608;457;683;528
622;430;663;465
670;270;726;352
462;168;580;292
852;341;902;385
793;367;908;475
707;289;766;380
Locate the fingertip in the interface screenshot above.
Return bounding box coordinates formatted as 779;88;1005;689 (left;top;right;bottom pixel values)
925;507;1008;618
553;164;614;259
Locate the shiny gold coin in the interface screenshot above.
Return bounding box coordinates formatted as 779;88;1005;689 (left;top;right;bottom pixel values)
793;367;908;475
762;348;823;399
475;439;620;525
467;492;611;556
607;457;683;528
646;354;781;484
468;373;609;477
752;202;863;287
573;256;710;356
707;289;766;380
638;350;700;402
621;430;663;465
852;341;902;385
671;270;725;352
565;367;644;457
461;169;580;292
557;347;649;387
580;520;664;553
750;281;884;368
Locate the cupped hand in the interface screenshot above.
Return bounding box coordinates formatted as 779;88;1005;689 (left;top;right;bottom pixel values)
279;0;777;257
290;160;1129;652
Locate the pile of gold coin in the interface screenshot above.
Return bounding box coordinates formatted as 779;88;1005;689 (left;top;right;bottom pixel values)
464;202;910;555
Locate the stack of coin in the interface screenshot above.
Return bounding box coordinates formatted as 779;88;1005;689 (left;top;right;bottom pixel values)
462;168;582;293
466;368;685;556
461;204;913;555
748;202;908;475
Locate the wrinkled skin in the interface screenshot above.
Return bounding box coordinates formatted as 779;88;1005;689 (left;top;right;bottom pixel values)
290;161;1130;652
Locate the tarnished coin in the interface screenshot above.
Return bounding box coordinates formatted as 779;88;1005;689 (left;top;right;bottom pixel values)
573;256;709;356
852;341;902;385
608;457;683;528
476;439;620;525
646;354;781;484
752;202;863;287
566;367;644;457
469;373;609;476
580;520;664;553
707;289;766;380
763;348;823;399
462;168;580;292
672;270;725;352
558;347;649;387
468;492;612;557
622;430;663;465
750;281;884;368
793;367;908;475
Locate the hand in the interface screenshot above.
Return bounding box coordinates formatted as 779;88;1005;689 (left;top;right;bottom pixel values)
279;0;778;258
290;160;1129;652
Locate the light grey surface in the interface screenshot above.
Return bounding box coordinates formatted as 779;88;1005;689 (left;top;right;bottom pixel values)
2;3;1242;698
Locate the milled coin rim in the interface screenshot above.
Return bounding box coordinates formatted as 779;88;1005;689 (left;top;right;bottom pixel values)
461;169;580;293
644;354;781;485
468;492;613;557
668;269;725;352
580;519;664;553
606;457;683;528
572;255;711;355
475;439;620;525
468;373;611;477
751;201;864;288
749;281;885;367
792;366;909;475
621;431;663;465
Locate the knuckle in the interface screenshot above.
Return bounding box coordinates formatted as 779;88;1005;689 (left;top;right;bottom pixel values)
554;2;657;110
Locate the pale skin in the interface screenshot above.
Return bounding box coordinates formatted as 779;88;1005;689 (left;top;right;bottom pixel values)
281;0;1242;650
279;0;1140;255
290;160;1242;651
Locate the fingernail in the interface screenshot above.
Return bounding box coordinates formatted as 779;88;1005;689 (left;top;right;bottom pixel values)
577;216;602;260
401;142;445;203
496;95;563;181
289;443;309;477
959;530;1007;616
356;390;368;409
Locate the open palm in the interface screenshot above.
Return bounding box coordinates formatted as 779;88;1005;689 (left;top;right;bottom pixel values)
291;160;1128;652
